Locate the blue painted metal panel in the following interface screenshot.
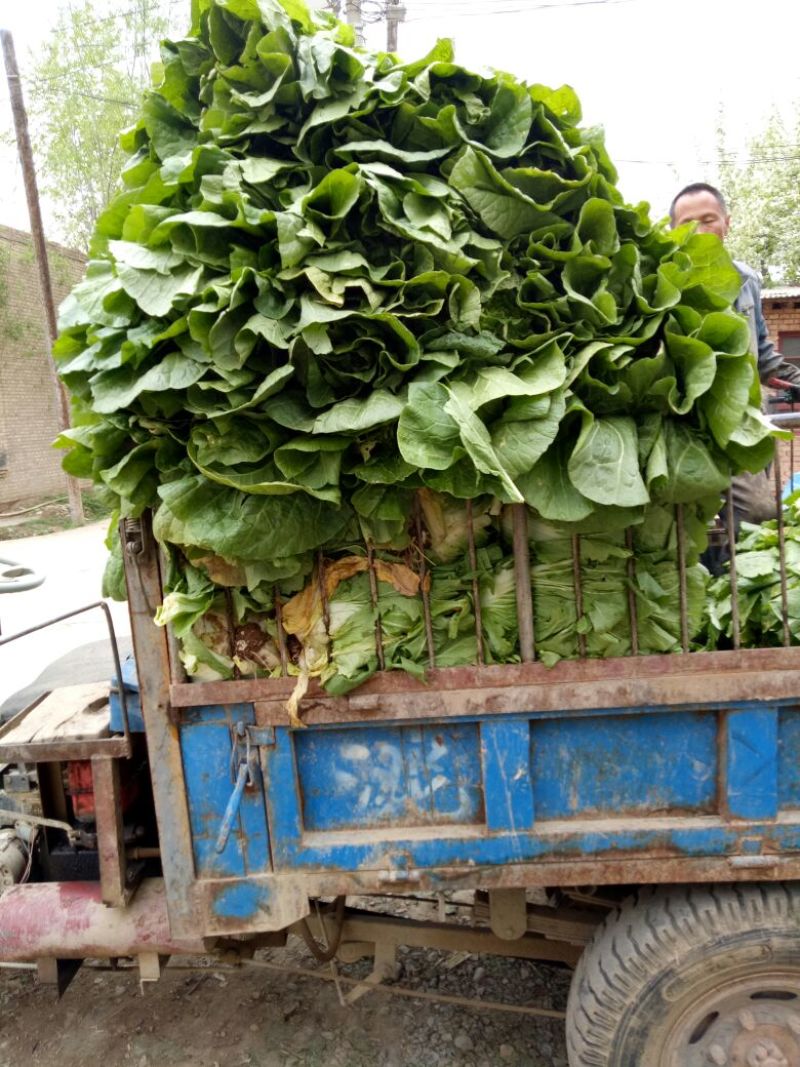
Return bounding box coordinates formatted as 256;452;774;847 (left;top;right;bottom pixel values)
210;881;276;923
192;830;246;879
179;703;271;878
175;696;799;912
529;710;717;819
779;708;800;810
259;802;800;873
480;721;535;833
109;655;145;733
726;707;778;820
294;723;483;831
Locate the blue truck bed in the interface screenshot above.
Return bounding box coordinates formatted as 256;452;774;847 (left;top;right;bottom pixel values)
117;613;800;937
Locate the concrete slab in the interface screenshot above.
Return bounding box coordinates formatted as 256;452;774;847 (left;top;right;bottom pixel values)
0;522;131;709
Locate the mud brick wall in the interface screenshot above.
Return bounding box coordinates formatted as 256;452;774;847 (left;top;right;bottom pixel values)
0;225;85;508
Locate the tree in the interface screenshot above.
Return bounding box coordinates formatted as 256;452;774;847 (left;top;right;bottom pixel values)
716;107;800;286
26;0;181;251
22;0;398;251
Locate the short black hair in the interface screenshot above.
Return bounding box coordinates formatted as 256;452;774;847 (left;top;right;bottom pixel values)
669;182;727;225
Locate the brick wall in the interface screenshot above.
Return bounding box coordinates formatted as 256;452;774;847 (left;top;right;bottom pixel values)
763;296;800;363
0;225;85;508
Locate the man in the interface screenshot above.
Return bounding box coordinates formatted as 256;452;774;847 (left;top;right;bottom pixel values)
670;182;800;528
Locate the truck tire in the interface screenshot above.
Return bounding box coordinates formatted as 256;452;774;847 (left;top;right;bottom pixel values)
565;884;800;1067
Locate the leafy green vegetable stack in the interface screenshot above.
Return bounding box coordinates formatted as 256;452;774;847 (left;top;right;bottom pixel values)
707;498;800;648
54;0;778;707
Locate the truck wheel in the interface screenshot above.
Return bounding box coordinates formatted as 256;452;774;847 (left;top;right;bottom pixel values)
566;884;800;1067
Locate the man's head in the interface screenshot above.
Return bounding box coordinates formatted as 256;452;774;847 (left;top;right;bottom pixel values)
669;182;730;241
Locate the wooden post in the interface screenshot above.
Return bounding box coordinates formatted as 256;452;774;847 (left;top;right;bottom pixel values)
1;29;83;524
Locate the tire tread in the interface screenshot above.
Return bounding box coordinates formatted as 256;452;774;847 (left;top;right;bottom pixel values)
566;883;800;1067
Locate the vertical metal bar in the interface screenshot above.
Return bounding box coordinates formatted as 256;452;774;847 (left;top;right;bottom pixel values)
165;628;186;685
37;761;69;824
571;534;587;658
511;504;535;662
102;599;131;753
675;504;690;654
413;495;436;669
774;450;791;647
317;551;331;635
159;547;186;685
224;588;240;680
122;512;198;937
624;527;639;656
791;426;796;494
365;541;386;672
92;756;129;909
274;590;289;676
465;500;485;666
725;488;741;651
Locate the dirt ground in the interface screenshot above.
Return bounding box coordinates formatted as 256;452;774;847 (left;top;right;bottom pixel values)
0;937;571;1067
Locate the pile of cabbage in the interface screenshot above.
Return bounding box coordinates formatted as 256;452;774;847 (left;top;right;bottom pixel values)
707;495;800;648
54;0;778;712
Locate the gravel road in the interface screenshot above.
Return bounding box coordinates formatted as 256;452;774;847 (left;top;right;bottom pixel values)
0;936;572;1067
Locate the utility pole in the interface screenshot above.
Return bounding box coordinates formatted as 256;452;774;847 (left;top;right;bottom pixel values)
345;0;365;46
385;0;405;52
1;29;83;524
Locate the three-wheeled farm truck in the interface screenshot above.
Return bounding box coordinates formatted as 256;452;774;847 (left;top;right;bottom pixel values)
3;453;800;1067
3;2;800;1063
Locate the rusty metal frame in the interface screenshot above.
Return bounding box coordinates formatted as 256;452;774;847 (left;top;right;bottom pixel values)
413;495;436;668
169;646;800;727
193;845;800;914
122;516;200;938
0;602;132;757
0;685;129;763
474;894;598;944
92;755;138;908
0;726;129;763
511;504;535;662
300;907;583;967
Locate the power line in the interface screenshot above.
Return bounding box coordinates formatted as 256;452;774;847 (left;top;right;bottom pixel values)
618;155;800;166
407;0;631;6
717;155;800;166
405;0;633;16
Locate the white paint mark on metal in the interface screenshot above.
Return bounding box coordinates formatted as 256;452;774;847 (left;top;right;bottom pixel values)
334;770;358;790
340;743;370;761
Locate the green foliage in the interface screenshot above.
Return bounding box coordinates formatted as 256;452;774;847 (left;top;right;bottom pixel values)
717;108;800;285
49;251;77;289
27;0;182;251
54;0;781;691
0;242;40;345
707;496;800;647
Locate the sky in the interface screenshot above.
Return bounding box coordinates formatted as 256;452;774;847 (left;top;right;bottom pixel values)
1;0;798;245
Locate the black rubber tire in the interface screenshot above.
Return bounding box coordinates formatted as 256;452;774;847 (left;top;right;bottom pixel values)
565;883;800;1067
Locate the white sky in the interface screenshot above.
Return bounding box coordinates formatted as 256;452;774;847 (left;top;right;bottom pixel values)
1;0;798;245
